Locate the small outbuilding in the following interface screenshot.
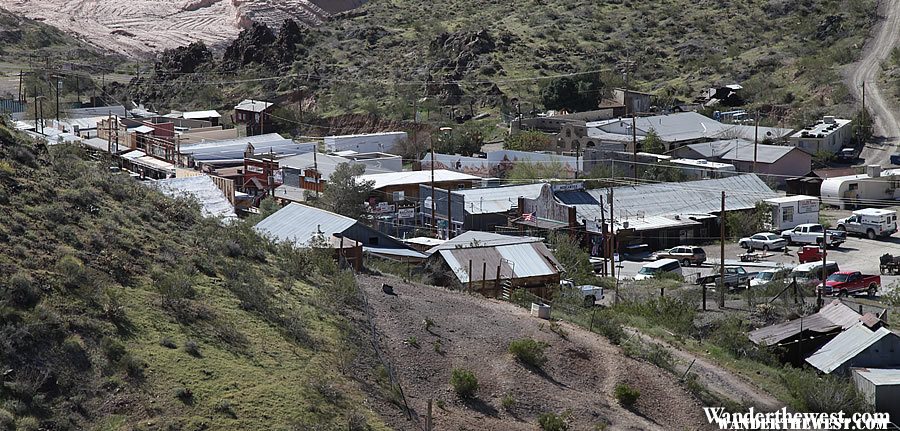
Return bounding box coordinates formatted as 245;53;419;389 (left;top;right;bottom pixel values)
805;323;898;376
851;368;900;420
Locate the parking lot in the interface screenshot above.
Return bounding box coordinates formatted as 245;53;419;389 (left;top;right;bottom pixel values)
610;235;900;295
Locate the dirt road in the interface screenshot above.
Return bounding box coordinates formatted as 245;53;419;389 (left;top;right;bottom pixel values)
359;274;716;430
848;1;900;165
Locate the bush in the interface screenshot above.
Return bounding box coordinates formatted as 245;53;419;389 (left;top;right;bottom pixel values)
501;393;516;410
183;340;202;358
614;384;640;408
538;412;569;431
101;337;127;362
7;272;41;308
509;338;548;368
780;367;870;413
159;337;177;349
55;255;85;289
214;400;237;418
449;368;478;398
174;387;193;403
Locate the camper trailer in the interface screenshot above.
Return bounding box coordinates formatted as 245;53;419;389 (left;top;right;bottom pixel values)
763;195;820;231
820;166;900;209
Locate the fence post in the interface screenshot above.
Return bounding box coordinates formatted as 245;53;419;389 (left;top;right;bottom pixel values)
747;278;752;309
660;287;664;298
468;259;473;293
702;285;707;311
495;265;501;295
482;261;487;292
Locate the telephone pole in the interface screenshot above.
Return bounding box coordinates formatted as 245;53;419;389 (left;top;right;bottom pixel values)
609;188;616;299
313;145;319;198
430;138;436;237
447;188;453;239
719;191;726;308
631;114;637;180
753;112;759;172
599;194;608;277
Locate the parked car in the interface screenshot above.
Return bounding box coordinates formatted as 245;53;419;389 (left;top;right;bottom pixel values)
696;265;754;288
781;223;846;247
750;268;790;287
634;258;682;281
738;232;788;251
836;208;898;240
790;261;840;285
836;148;857;163
816;271;880;297
653;246;707;267
560;280;605;306
797;245;824;264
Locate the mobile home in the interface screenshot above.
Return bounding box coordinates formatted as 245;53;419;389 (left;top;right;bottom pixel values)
820;166;900;209
763;195;820;230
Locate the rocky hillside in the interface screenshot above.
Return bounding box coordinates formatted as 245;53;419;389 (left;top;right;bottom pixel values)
0;121;392;430
0;0;367;55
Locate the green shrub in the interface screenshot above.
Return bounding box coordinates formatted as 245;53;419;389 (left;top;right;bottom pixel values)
615;296;696;336
538;411;569;431
55;255;85;288
7;272;41;308
780;367;870;413
101;337;126;362
501;393;516;410
183;340;202;358
508;338;548;368
614;384;640;408
159;337;177;349
174;387;193;403
15;416;39;431
214;400;236;418
449;368;478;398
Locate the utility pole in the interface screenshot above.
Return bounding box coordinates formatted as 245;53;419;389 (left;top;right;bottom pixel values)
447;188;453;239
631;113;637;180
55;75;60;124
431;138;436;237
609;188;616;300
107;112;112;153
719;191;726;308
313;146;319;198
599;194;608;277
821;228;828;291
18;71;23;103
753;111;759;172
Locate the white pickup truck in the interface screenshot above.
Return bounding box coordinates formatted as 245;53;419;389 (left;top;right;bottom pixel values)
836;208;898;240
781;223;846;247
560;280;604;306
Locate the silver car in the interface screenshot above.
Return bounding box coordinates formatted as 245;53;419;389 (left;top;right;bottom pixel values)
738;232;787;251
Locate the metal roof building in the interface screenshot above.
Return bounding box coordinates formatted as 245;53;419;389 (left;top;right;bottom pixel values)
556;174;777;224
851;368;900;420
436;241;561;287
452;184;546;215
585;112;792;145
278;152;397;180
178;133;315;165
749;300;863;347
426;231;543;255
155;175;237;221
806;324;900;376
357;170;482;190
234;100;274;113
254;203;424;259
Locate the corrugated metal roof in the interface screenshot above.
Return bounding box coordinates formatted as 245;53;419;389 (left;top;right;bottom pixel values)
278;152;394;180
234;100;273;112
852;368;900;385
437;241;560;284
182;110;221;119
806;324;897;374
586;112;792;143
179;133;315;163
132;125;155;134
364;246;426;259
155;175;236;220
254;202;356;247
454;184;545;214
426;231;542;255
357;169;482;190
556;174;777;223
681;140;800;164
82;137;126;153
749;300;862;346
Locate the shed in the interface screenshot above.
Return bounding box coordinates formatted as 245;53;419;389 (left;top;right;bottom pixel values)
851;368;900;420
806;324;900;376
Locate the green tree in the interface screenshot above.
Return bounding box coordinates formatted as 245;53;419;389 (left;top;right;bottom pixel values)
433;124;485;156
321;163;374;219
540;75;603;112
640;129;666;154
505;160;565;181
504;130;553;151
549;232;594;285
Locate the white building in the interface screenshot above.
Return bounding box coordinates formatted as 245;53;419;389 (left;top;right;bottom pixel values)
762;195;820;230
324;132;408;154
788;116;853;154
669;158;736;179
821;165;900;209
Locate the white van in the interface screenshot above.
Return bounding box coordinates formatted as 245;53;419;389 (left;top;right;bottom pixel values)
790;261;839;283
634;258;682;280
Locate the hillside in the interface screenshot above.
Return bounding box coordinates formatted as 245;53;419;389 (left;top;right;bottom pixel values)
0;0;367;56
0;121;392;430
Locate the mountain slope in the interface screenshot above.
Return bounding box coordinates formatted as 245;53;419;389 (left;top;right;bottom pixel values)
0;122;390;430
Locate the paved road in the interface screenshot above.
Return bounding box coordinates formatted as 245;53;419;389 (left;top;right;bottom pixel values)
850;1;900;166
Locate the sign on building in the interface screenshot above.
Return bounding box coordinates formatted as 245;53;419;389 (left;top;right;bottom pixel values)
551;182;585;192
798;199;819;214
397;207;416;219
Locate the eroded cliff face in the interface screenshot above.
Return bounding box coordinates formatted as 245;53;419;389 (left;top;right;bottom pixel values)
0;0;365;56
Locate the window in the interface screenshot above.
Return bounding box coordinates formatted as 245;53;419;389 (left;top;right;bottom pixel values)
782;206;794;223
849;183;859;191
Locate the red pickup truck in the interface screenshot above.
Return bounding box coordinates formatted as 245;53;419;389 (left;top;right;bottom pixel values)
817;271;880;297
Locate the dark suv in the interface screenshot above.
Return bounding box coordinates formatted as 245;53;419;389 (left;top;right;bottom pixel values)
654;246;707;267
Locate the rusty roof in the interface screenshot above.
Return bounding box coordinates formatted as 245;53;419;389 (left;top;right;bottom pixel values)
748;300;862;346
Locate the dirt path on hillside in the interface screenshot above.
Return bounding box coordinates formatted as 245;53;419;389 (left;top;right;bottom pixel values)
625;329;781;411
848;0;900;165
359;274;714;430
